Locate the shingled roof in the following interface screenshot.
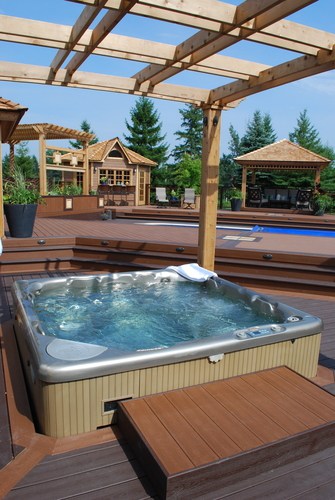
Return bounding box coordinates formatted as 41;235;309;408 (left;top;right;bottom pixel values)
9;123;95;143
235;139;330;170
63;137;157;167
0;97;28;142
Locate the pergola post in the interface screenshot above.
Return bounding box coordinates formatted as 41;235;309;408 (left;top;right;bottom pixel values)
83;140;89;195
241;166;247;208
39;131;47;195
198;107;221;271
9;143;15;175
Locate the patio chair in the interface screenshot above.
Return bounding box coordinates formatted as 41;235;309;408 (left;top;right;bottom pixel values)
247;186;267;208
155;187;169;207
296;189;312;210
183;188;196;209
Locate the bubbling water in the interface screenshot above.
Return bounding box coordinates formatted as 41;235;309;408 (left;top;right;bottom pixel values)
33;280;276;351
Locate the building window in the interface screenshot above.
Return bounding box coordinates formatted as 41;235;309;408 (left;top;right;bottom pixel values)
99;170;131;185
108;150;123;158
76;172;83;189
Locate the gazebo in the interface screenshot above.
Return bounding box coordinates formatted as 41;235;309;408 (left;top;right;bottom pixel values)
235;139;331;208
8;123;95;196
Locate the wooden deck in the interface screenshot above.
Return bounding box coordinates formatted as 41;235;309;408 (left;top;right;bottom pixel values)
118;367;335;498
1;209;335;498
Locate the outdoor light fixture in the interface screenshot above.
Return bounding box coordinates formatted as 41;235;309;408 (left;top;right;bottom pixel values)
70;155;78;166
203;117;208;126
53;151;62;164
213;116;219;126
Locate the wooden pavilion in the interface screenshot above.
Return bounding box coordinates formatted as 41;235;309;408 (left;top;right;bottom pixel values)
235;139;331;208
61;137;157;205
1;0;335;269
8;123;94;196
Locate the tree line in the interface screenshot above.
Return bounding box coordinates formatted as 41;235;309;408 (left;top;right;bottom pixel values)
3;97;335;194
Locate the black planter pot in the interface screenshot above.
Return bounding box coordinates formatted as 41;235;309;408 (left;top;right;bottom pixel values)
4;204;38;238
230;198;242;211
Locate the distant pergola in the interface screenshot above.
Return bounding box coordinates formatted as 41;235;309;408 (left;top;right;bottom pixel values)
9;123;95;195
1;0;335;269
235;139;331;207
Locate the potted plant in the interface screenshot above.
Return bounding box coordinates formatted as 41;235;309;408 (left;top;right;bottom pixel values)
100;176;108;185
3;167;43;237
227;187;243;211
311;193;333;216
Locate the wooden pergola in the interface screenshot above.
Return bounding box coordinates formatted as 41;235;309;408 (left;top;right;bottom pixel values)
235;139;331;207
1;0;335;269
9;123;95;196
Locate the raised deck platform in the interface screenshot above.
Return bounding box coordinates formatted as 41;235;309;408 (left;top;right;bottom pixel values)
118;367;335;498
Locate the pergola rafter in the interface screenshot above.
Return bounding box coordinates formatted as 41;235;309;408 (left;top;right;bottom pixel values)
0;0;333;269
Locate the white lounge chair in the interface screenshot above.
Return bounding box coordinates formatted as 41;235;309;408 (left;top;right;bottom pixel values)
155;187;169;207
183;188;196;209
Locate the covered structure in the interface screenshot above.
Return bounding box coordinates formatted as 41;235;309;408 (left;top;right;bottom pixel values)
235;139;331;208
0;97;28;237
61;137;157;205
9;123;95;196
1;1;335;269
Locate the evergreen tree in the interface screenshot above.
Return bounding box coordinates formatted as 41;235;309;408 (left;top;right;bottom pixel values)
172;104;203;161
69;119;99;149
10;141;39;178
289;110;335;190
240;110;277;154
124;97;169;168
289;109;322;153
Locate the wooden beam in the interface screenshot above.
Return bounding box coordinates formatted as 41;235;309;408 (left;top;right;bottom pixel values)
198;108;221;272
0;61;212;106
67;0;327;57
0;16;269;80
65;0;137;76
51;1;108;72
133;0;316;86
210;47;335;105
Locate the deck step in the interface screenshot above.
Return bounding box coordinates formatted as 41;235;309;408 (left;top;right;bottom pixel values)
118;367;335;499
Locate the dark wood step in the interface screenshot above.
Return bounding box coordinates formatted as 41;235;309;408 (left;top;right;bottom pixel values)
118;367;335;499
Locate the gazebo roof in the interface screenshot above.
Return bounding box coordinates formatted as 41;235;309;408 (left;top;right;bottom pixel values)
62;137;157;167
9;123;95;143
235;139;330;170
0;97;28;143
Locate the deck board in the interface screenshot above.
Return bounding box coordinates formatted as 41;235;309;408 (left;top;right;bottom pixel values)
1;209;335;497
118;367;335;498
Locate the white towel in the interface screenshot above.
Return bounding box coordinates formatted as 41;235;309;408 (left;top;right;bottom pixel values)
167;263;217;282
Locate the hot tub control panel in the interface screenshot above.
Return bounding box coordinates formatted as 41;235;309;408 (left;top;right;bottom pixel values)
236;325;286;339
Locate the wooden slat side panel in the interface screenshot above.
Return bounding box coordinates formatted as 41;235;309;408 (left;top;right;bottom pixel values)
119;398;193;474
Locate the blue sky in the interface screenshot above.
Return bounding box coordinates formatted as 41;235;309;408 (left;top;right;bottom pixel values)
1;0;335;159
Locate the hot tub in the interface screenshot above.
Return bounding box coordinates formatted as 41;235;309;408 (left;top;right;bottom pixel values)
12;265;322;437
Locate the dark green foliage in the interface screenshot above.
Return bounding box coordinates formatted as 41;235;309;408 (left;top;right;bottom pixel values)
124;97;168;169
3;166;43;204
172;104;203;161
239;110;277;154
69;119;99;149
289;109;322;153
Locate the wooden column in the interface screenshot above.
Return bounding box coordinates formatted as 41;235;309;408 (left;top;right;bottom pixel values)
83;141;89;195
315;166;321;186
9;143;15;175
241;166;247;208
198;107;221;271
39;132;47;195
